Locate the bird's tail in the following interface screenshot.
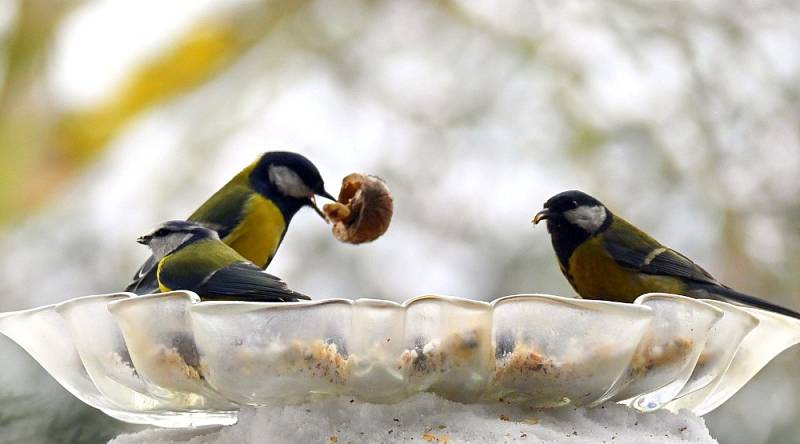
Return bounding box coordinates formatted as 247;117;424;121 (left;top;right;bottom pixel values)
201;292;309;303
694;283;800;320
284;289;311;302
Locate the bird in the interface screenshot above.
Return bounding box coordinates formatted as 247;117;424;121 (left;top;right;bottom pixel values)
136;220;309;302
125;151;335;294
533;190;800;319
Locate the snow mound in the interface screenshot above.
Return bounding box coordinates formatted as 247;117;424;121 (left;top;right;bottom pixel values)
110;394;716;443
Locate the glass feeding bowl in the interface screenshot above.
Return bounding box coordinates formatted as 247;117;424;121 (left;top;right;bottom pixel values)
1;291;798;427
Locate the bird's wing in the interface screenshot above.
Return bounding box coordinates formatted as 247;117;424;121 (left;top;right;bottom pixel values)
601;216;800;320
187;183;253;239
602;217;720;286
159;239;307;302
124;255;160;294
198;262;309;302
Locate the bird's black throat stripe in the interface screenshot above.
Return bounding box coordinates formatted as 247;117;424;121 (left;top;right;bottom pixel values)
549;211;614;272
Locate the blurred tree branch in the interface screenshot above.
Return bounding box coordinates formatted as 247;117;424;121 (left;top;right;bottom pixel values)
0;0;310;226
0;0;76;227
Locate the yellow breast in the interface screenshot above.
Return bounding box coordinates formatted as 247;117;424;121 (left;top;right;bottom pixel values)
222;194;286;268
568;236;686;303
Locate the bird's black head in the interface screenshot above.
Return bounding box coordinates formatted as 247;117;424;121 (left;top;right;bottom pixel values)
249;151;336;221
533;190;613;267
137;220;218;260
534;190;610;233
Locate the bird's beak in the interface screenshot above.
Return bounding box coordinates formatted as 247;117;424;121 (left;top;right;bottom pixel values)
532;209;550;225
136;235;151;245
317;187;336;202
309;187;336;223
309;195;329;223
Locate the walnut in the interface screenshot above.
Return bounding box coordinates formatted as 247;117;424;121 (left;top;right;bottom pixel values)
323;173;393;244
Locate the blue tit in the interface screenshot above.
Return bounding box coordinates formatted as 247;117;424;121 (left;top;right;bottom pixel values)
136;220;309;302
126;151;335;294
533;190;800;319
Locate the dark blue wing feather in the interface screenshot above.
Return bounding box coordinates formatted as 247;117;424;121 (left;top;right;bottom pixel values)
124;255;160;294
198;262;309;302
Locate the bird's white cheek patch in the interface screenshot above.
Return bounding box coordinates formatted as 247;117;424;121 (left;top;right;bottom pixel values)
268;165;313;198
564;205;607;233
151;233;193;260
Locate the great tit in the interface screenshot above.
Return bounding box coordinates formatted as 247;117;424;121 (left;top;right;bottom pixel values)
533;190;800;319
136;220;309;302
126;151;335;294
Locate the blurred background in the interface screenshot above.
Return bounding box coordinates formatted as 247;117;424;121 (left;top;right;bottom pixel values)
0;0;798;442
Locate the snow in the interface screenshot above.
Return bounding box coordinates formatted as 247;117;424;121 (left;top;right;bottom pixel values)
110;394;716;443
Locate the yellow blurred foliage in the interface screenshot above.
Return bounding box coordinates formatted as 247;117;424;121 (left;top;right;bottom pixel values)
55;22;240;162
0;0;305;225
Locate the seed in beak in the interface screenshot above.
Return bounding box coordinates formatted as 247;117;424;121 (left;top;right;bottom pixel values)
532;209;550;225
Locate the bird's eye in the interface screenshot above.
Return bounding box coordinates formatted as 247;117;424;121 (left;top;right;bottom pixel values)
571;200;578;208
154;229;168;237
